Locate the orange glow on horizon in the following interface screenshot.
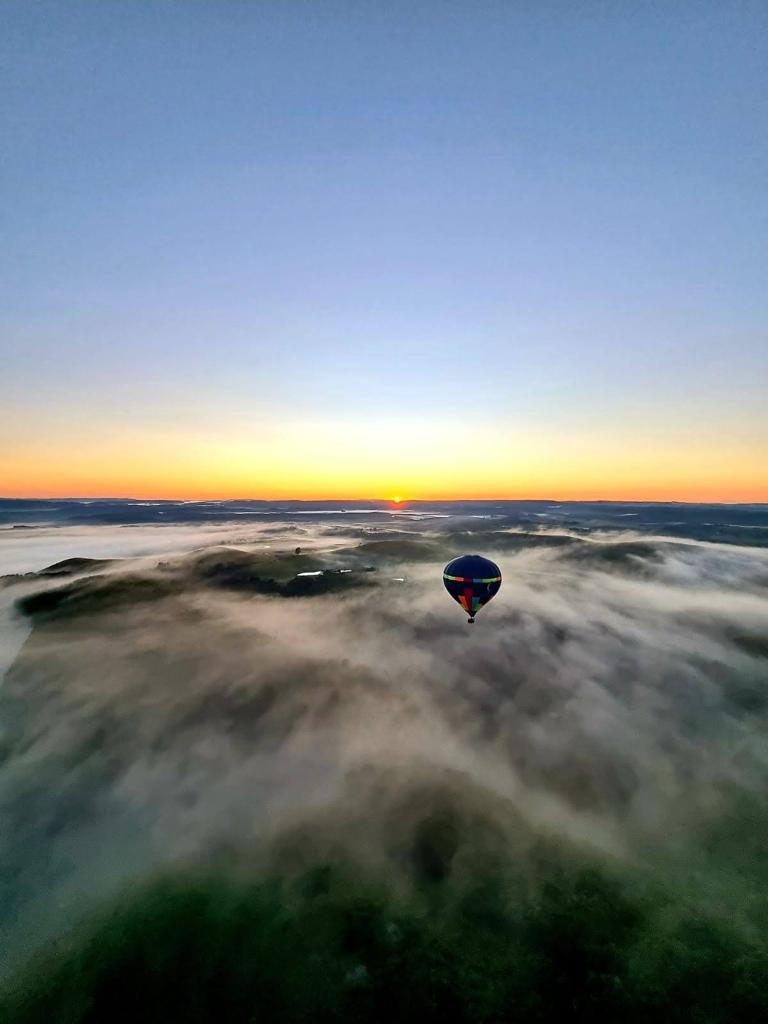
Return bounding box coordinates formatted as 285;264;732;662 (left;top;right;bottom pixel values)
2;476;767;504
1;418;766;504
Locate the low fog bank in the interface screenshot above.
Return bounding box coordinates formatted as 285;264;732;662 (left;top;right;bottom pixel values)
0;520;347;577
3;497;768;549
0;521;767;1020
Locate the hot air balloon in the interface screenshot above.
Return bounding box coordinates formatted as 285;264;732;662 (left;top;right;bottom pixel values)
443;554;501;623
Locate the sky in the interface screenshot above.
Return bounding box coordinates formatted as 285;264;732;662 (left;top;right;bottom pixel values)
1;0;766;501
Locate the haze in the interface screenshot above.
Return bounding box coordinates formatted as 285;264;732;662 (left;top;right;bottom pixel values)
1;502;768;1020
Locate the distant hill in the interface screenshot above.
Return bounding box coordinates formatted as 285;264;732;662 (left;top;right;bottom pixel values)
1;498;767;546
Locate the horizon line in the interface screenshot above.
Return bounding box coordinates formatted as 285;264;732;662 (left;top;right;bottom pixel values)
2;495;768;507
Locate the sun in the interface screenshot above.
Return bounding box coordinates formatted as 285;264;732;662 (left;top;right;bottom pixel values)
391;495;403;504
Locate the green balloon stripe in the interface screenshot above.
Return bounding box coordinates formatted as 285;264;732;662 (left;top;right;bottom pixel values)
443;574;501;583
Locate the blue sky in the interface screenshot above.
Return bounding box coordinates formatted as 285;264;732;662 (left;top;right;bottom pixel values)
1;1;766;498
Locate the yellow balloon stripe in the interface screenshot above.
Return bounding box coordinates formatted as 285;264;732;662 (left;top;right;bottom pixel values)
443;574;502;583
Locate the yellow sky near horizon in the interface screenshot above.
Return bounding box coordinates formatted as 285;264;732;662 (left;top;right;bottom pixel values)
2;417;765;503
4;2;768;511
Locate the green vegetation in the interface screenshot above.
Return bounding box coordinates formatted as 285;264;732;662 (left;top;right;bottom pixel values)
2;850;765;1024
37;558;115;577
558;541;665;575
445;531;579;553
15;549;377;622
354;539;449;561
16;574;178;621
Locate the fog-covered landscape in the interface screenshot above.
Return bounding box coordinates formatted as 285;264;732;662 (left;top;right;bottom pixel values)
1;500;766;1021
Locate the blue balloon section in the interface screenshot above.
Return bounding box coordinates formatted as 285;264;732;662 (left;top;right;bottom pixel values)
443;554;502;623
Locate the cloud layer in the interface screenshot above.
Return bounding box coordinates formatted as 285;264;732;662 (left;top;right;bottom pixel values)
1;521;767;1019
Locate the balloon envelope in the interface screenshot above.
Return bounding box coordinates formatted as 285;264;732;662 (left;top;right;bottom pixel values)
443;554;502;622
